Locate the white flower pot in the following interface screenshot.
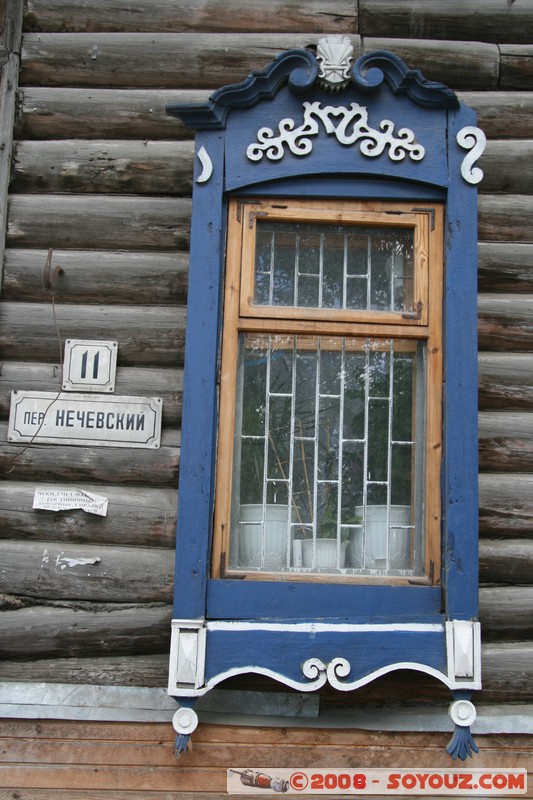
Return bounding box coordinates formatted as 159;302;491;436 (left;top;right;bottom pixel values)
301;538;348;570
238;504;290;569
348;505;411;570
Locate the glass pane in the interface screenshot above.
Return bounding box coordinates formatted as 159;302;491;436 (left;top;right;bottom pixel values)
229;334;426;576
254;220;414;313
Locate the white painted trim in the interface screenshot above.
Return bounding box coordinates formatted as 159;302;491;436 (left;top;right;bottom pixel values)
206;621;444;633
172;660;480;699
0;683;531;735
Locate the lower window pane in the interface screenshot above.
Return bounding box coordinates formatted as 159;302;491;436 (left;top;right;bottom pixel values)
229;333;426;577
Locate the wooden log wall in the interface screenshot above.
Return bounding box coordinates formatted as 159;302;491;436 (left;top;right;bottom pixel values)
0;0;531;720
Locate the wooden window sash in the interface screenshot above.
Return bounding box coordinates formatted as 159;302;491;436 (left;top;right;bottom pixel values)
212;199;443;585
239;201;430;327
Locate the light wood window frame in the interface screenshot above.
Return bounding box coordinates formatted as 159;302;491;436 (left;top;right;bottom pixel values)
213;198;443;585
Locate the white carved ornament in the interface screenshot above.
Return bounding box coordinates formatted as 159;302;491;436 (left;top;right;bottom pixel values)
316;35;353;91
196;145;213;183
456;126;486;184
246;101;425;163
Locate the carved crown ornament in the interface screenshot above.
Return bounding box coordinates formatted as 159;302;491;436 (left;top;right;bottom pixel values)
167;37;486;184
316;34;354;91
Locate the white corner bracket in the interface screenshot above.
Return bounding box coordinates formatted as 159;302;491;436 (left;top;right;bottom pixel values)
168;619;207;695
446;620;481;688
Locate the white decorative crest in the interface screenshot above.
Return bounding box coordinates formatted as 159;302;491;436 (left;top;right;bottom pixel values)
456;126;486;184
316;35;353;91
247;101;425;163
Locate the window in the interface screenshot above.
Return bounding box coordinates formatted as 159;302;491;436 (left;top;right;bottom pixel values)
213;199;443;584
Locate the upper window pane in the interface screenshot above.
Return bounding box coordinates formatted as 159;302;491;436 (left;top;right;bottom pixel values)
254;221;414;314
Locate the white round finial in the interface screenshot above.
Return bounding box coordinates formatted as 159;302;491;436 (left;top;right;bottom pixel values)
449;699;476;728
172;706;199;736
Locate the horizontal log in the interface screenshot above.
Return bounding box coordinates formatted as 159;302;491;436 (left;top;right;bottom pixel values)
0;653;168;686
42;643;533;712
459;92;533;140
7;194;191;251
0;302;186;366
11;138;533;197
500;44;533;90
478;242;533;293
360;0;533;45
17;87;208;141
0;604;171;659
0;643;532;704
12;140;194;195
480;641;533;702
478;294;533;352
480;586;533;639
478;195;533;243
480;539;533;585
19;34;503;92
479;140;533;194
20;33;331;89
0;423;180;486
0;540;174;603
478;353;533;410
0;482;177;548
479;473;533;535
363;37;499;90
0;362;183;426
2;249;188;305
18;88;533;143
23;0;355;34
479;412;533;473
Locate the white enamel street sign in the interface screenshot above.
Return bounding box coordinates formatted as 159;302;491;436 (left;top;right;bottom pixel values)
62;339;118;392
8;391;162;448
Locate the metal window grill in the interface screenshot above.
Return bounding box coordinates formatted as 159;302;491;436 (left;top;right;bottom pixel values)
231;334;424;576
255;222;414;313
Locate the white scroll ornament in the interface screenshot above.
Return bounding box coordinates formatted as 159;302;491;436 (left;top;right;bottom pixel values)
456;126;486;185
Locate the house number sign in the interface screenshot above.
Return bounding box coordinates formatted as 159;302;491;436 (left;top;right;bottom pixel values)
62;338;118;392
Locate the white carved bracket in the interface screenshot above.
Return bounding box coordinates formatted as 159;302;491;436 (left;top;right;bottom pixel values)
446;620;481;685
456;126;486;184
168;619;207;694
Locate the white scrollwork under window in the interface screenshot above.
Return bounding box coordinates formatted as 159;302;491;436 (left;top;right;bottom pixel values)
246;101;425;163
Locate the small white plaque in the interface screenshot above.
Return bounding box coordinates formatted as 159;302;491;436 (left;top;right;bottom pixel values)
63;339;118;392
33;488;108;516
8;391;162;448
